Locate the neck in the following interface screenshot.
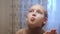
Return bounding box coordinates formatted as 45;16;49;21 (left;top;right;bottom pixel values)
27;27;44;34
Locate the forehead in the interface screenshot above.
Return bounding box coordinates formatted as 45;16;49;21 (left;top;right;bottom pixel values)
29;4;45;12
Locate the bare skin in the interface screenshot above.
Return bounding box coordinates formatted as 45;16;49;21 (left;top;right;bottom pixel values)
16;4;57;34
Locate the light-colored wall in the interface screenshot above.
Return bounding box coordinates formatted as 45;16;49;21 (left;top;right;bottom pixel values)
0;0;20;34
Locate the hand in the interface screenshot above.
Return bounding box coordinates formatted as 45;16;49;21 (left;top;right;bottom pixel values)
44;29;57;34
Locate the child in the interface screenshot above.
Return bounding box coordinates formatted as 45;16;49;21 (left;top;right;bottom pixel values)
16;4;57;34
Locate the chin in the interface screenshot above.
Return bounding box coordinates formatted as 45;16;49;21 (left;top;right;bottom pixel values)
29;21;37;24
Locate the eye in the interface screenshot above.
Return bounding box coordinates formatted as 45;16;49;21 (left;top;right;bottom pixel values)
37;10;43;14
29;9;34;12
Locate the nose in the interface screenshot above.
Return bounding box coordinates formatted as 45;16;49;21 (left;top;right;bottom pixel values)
32;13;36;16
32;10;36;17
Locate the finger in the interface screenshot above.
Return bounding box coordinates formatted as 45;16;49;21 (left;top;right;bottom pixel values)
51;29;57;34
44;31;51;34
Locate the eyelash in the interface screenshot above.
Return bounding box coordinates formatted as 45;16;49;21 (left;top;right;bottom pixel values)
29;10;34;12
29;10;43;14
29;10;32;12
37;10;42;14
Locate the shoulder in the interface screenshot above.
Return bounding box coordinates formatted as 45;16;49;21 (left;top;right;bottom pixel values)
16;28;27;34
16;29;24;34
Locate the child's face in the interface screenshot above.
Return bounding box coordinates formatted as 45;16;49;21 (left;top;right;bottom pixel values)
26;5;46;28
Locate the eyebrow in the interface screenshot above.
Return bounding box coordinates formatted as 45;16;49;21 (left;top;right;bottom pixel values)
29;8;44;12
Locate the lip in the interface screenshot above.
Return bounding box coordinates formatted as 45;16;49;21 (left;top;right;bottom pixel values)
31;17;35;22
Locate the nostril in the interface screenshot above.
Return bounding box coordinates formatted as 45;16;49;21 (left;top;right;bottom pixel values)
32;14;36;16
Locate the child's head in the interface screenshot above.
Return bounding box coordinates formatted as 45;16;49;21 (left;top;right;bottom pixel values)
26;4;48;29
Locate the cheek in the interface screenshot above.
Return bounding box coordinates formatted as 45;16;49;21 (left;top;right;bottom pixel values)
27;14;31;19
27;14;32;21
36;14;44;19
36;14;44;22
28;13;32;17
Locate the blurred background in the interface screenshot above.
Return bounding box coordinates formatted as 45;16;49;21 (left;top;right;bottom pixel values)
0;0;60;34
20;0;60;34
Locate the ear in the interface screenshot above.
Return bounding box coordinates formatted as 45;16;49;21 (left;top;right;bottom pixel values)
43;17;47;24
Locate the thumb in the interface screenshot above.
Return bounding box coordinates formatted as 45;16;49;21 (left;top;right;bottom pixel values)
44;31;51;34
